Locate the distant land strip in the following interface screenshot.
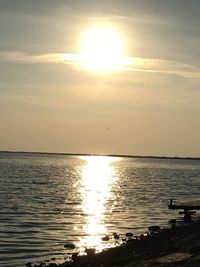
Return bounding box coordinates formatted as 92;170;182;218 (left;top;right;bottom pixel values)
1;150;200;161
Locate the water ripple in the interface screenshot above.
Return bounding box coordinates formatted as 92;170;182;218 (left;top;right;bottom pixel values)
1;153;200;266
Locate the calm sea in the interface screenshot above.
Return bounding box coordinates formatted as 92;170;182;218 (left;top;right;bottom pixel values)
0;152;200;267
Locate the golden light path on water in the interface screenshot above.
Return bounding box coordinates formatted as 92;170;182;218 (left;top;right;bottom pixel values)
78;156;120;253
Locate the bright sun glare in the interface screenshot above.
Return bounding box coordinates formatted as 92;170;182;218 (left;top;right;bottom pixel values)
80;26;124;72
78;156;119;251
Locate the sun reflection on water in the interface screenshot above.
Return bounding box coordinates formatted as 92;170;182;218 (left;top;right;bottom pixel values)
78;156;119;252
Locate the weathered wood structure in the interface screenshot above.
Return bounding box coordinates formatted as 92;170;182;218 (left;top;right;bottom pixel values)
168;199;200;222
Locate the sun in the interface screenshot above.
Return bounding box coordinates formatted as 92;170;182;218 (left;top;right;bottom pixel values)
80;26;124;72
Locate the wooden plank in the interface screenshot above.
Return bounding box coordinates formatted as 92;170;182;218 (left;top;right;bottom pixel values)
168;199;200;210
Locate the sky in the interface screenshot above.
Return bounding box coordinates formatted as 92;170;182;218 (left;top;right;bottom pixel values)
0;0;200;157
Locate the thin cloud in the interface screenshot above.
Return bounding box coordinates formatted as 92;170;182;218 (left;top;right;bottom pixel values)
0;51;199;79
0;51;80;64
122;57;200;79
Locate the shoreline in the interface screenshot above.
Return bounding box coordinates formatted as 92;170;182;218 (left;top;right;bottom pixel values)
32;222;200;267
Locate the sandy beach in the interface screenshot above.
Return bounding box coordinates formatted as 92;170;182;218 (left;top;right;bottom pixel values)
32;222;200;267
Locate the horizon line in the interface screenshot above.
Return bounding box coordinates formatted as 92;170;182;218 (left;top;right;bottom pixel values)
1;150;200;161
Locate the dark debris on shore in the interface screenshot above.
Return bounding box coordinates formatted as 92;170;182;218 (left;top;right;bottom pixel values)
31;222;200;267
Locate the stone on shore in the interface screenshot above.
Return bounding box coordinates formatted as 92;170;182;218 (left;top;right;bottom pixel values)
34;223;200;267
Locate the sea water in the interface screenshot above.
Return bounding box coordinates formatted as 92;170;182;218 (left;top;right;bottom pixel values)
0;152;200;267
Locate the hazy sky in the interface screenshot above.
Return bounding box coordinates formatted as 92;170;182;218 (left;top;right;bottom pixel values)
0;0;200;157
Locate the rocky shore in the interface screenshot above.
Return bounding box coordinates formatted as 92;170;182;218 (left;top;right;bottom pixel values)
32;222;200;267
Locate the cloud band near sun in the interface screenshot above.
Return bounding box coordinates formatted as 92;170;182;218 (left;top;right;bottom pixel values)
0;51;199;79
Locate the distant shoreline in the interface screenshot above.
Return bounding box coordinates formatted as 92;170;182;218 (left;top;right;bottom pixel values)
1;150;200;161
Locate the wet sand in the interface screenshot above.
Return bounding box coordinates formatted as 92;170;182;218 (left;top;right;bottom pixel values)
33;223;200;267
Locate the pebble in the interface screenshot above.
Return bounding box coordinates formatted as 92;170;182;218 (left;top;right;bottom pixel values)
113;232;120;239
72;252;78;261
148;225;161;232
125;232;133;237
64;242;76;249
85;248;96;255
102;235;109;241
